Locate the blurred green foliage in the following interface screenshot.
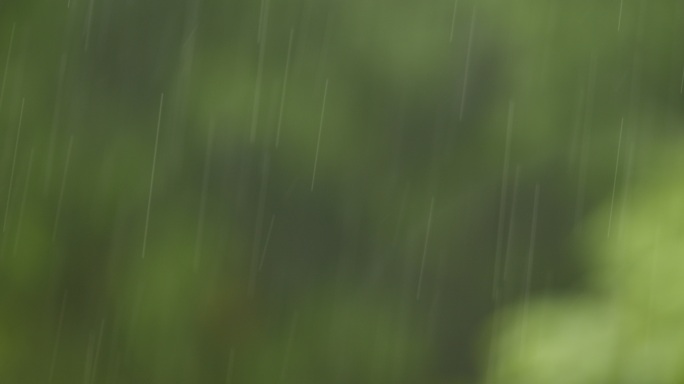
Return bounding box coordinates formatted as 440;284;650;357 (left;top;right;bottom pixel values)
0;0;683;383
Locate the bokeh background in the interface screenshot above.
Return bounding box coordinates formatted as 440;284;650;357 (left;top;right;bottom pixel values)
1;0;684;383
